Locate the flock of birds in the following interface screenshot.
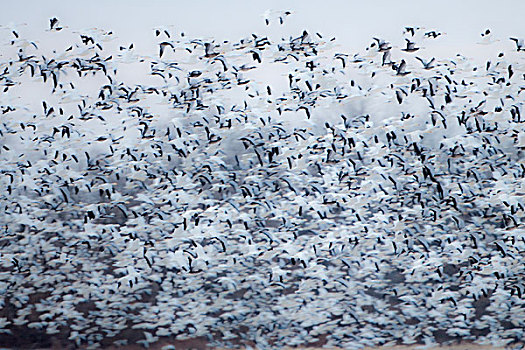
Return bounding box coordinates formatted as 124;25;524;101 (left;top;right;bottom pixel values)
0;14;525;349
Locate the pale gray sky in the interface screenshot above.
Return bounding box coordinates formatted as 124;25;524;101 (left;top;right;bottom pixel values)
1;0;524;59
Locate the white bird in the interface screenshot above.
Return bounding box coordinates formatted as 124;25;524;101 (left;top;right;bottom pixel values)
262;9;292;25
509;37;525;51
477;29;500;45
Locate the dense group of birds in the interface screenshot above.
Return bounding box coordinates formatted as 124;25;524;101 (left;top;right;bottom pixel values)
0;13;524;349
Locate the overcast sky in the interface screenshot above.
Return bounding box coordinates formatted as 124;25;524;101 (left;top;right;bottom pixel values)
2;0;524;59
